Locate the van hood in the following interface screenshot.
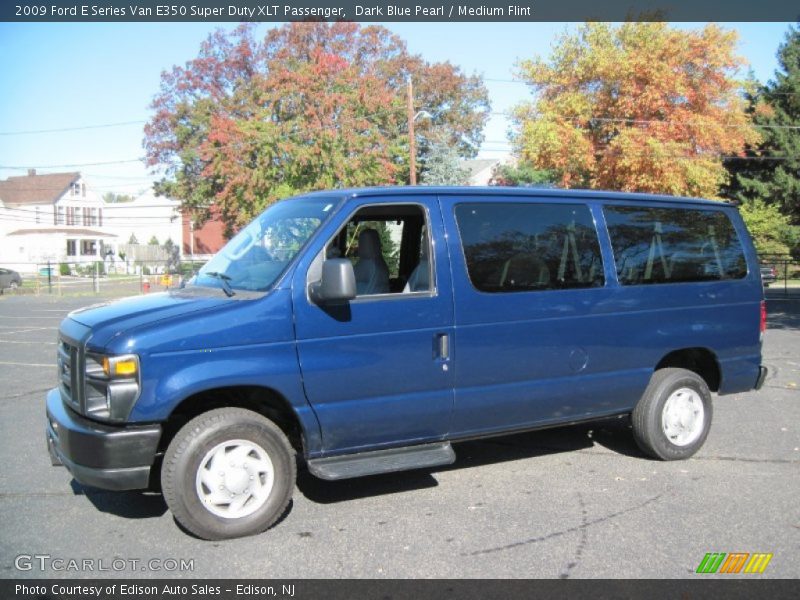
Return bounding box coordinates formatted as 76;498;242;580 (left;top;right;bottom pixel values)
68;289;235;347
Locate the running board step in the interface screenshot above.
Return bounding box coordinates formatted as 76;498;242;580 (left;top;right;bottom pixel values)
307;442;456;481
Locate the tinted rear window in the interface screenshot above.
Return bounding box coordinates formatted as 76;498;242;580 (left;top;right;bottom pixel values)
604;206;747;285
455;203;604;292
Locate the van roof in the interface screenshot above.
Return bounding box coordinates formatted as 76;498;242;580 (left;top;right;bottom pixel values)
300;186;728;207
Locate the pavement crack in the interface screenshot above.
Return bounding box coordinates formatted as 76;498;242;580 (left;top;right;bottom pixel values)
693;455;799;465
762;384;800;394
463;492;665;557
0;492;78;498
558;492;588;579
1;387;53;401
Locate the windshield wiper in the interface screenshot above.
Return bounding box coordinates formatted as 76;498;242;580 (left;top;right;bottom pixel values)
204;271;236;297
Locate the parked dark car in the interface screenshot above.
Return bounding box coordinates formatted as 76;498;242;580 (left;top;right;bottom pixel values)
760;265;776;287
46;187;767;540
0;268;22;292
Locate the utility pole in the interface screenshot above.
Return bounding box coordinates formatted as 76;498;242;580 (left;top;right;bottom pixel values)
407;76;416;185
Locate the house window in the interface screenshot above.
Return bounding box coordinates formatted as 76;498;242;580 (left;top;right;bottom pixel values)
71;182;80;196
81;183;86;197
83;208;90;226
55;206;65;225
66;240;77;256
66;207;75;226
98;208;103;227
35;207;41;224
80;240;96;256
90;208;97;226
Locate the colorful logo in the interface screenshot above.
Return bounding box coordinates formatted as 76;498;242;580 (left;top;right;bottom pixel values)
696;552;773;574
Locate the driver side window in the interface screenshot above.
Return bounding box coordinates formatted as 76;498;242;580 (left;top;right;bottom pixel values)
325;204;433;296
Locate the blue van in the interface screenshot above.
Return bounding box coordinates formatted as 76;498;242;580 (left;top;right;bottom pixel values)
46;187;767;539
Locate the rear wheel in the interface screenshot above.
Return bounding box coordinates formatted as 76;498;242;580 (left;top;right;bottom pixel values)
161;408;295;540
632;368;712;460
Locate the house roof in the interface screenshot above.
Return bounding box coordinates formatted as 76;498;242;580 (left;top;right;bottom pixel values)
462;159;500;179
0;171;80;205
7;228;117;237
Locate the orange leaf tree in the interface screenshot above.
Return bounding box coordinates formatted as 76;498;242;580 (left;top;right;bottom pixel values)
512;22;760;198
145;23;488;234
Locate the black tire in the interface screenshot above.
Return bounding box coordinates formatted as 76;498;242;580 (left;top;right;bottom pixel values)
631;368;712;461
161;408;296;540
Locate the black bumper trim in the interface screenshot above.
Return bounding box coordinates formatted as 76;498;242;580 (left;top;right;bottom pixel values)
755;366;768;390
46;388;161;491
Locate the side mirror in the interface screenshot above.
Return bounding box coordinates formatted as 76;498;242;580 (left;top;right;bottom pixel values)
310;258;356;304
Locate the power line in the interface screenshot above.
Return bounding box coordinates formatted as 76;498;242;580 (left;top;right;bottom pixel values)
0;121;146;136
483;78;525;84
0;159;144;170
486;112;800;129
0;182;154;192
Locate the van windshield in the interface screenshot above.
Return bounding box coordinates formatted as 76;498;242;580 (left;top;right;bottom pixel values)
192;197;337;293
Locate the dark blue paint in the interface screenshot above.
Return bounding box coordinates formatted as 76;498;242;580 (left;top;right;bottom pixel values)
56;187;764;460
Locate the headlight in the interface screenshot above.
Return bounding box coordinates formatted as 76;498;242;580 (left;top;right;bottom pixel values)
85;353;141;422
101;355;139;378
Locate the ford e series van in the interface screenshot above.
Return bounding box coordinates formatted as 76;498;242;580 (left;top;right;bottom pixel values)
46;187;767;539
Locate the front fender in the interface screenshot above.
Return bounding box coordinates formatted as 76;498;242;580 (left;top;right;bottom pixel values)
129;341;322;454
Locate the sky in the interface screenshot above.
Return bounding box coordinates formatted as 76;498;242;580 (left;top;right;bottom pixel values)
0;21;794;196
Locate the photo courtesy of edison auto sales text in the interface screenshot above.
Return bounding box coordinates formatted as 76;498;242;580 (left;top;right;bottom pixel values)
15;584;296;596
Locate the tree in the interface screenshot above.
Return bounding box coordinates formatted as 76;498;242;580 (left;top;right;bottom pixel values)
511;22;760;198
102;192;135;203
490;163;554;187
163;237;180;273
725;26;800;224
420;139;470;185
148;235;160;246
127;233;138;245
145;23;489;234
739;200;799;257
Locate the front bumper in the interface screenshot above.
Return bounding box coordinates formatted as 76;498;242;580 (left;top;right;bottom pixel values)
46;388;161;491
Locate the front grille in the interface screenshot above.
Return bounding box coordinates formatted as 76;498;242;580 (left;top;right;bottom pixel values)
58;337;82;413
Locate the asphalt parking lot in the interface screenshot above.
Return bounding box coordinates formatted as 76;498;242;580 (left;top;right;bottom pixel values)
0;292;798;579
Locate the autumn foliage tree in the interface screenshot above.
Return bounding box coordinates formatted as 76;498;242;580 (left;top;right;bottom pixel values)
512;23;760;198
145;23;489;233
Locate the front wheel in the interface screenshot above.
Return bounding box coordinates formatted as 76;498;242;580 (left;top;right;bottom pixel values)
631;368;712;460
161;408;296;540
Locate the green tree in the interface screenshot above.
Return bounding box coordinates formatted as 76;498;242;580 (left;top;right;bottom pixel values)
148;236;160;246
102;192;135;203
739;200;799;257
127;233;138;244
490;163;554;187
512;22;759;197
163;237;180;272
724;25;800;225
420;140;470;185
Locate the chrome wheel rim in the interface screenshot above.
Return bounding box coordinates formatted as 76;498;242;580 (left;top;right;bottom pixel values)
661;387;705;447
195;439;274;519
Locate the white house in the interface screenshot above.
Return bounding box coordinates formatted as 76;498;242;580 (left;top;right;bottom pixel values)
462;159;500;186
462;155;518;186
103;190;183;250
0;170;117;273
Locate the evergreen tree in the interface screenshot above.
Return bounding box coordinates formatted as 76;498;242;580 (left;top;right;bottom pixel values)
420;140;470;186
725;25;800;226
